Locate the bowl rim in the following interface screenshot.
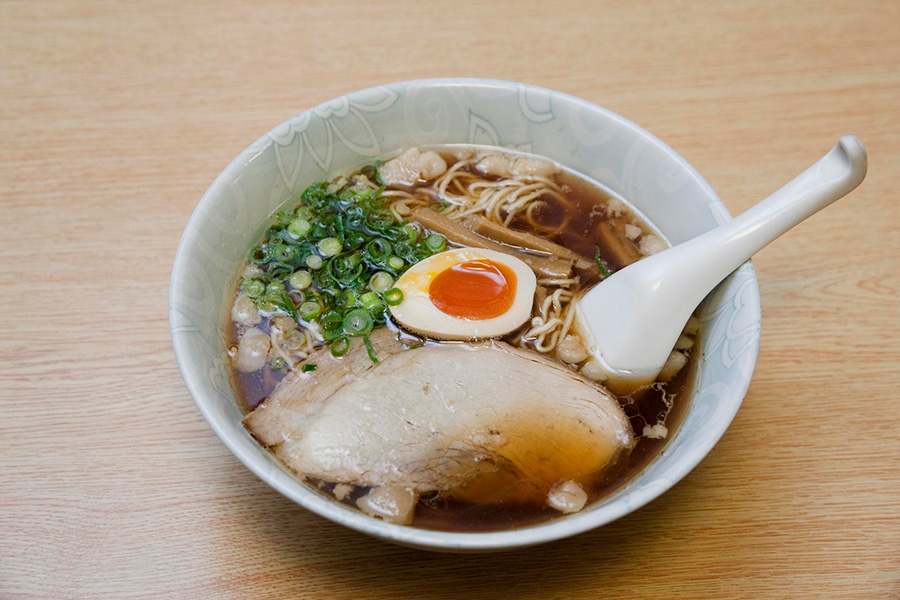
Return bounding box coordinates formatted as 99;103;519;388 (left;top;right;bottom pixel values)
170;77;760;551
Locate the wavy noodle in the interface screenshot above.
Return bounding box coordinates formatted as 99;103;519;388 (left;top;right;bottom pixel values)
385;150;580;354
525;200;570;236
382;189;417;221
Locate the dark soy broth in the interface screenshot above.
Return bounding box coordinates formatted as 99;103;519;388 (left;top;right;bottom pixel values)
229;149;698;532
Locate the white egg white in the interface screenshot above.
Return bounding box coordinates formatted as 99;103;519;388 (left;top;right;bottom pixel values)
389;247;536;340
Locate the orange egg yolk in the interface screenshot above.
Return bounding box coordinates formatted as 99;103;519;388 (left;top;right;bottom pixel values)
429;260;517;320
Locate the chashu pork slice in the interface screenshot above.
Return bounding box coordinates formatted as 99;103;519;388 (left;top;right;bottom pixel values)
243;327;407;446
243;327;634;519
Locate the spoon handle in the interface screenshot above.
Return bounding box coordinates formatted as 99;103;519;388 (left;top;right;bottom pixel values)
696;134;867;278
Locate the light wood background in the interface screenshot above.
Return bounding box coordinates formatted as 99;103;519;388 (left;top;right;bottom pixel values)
1;1;898;598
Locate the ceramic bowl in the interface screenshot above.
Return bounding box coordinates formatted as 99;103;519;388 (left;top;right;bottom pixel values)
170;78;761;552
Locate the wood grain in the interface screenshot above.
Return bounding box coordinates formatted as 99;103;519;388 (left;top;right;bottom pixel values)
1;1;898;597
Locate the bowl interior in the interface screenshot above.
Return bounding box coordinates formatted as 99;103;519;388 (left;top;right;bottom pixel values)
170;78;761;551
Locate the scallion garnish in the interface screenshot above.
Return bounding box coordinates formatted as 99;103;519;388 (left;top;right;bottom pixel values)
369;271;393;294
330;336;351;357
363;335;379;364
306;255;324;270
343;308;374;337
288;270;312;290
594;246;612;278
387;255;405;270
248;178;444;363
299;301;322;320
365;238;392;263
384;287;404;306
359;291;383;310
425;233;447;253
317;237;343;257
288;218;312;239
243;278;265;298
340;289;358;308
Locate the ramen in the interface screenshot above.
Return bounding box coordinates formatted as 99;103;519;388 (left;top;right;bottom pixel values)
228;146;698;530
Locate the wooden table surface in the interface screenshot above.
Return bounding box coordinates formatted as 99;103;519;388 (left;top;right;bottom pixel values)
2;1;898;598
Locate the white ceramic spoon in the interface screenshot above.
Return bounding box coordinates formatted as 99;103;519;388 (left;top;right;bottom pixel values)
575;134;868;395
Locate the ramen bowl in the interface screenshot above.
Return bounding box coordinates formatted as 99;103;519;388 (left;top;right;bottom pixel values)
169;78;761;552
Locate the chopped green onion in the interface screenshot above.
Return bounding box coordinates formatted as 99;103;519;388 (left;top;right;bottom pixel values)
331;336;351;357
283;330;306;350
359;291;382;310
320;311;344;332
341;251;361;269
363;335;379;364
393;241;414;260
317;237;343;257
257;290;297;320
340;289;358;308
330;253;363;285
345;231;367;247
400;224;419;243
425;233;447;253
387;255;405;270
365;239;392;263
369;271;393;293
594;246;612;278
384;287;404;306
368;209;394;231
306;255;323;270
288;218;312;239
288;270;312;290
301;363;317;372
248;245;267;264
271;244;295;263
243;278;265;298
299;301;322;320
343;308;374;336
270;357;286;370
256;296;278;313
247;175;466;364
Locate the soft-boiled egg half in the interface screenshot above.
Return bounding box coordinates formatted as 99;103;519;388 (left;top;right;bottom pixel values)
389;248;536;340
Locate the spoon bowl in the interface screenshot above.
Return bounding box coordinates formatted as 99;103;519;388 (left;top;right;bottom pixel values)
575;135;868;394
